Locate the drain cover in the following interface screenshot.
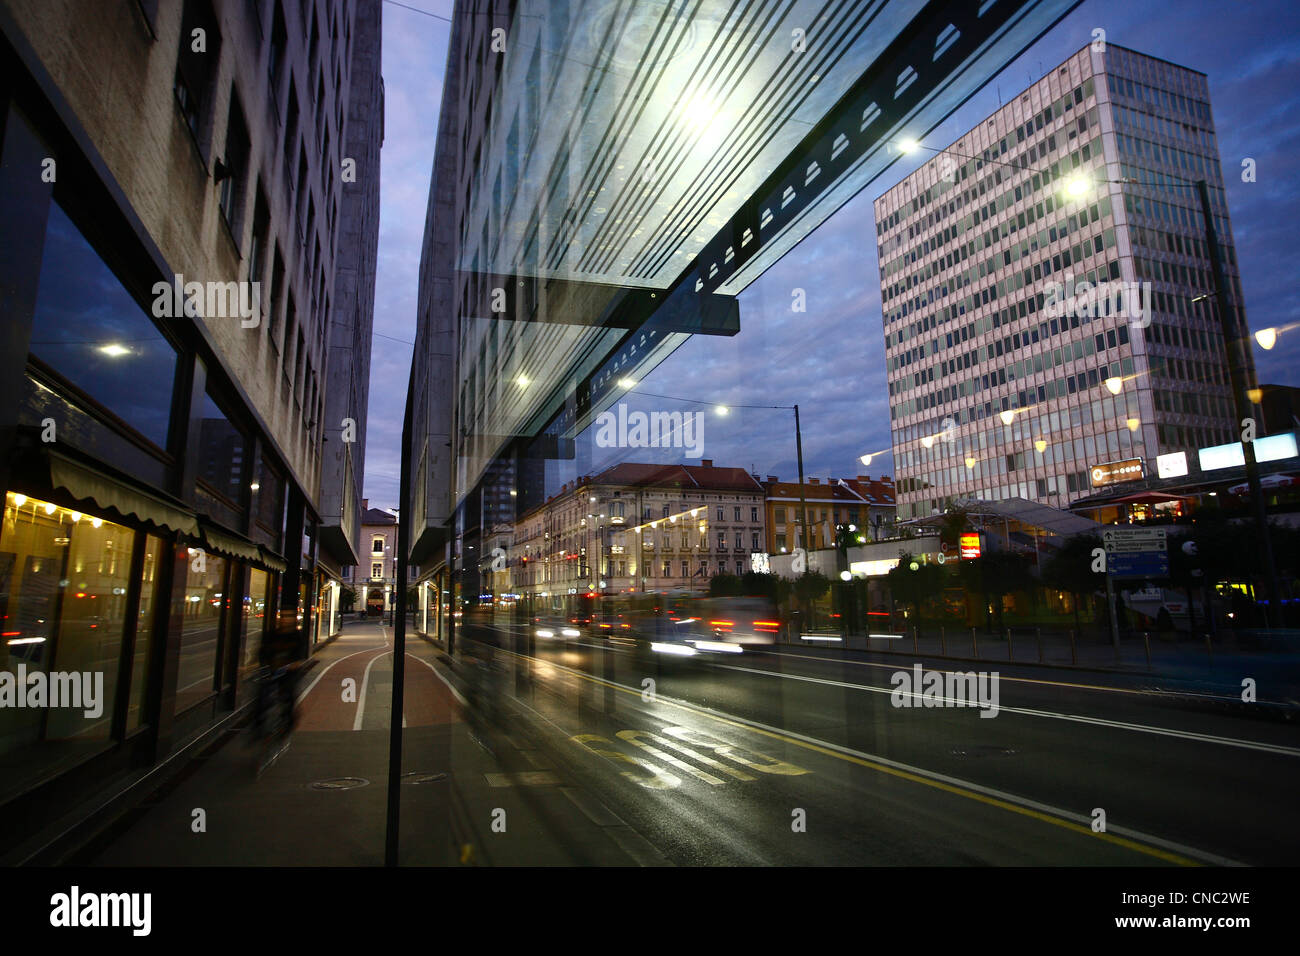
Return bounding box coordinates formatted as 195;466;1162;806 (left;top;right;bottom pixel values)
401;771;448;785
309;776;370;790
949;745;1016;758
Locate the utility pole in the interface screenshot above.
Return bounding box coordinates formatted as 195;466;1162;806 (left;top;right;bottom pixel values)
794;404;811;567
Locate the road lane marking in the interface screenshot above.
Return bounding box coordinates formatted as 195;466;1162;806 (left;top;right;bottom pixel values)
500;646;1232;866
296;634;389;706
711;662;1300;758
412;652;469;706
615;730;726;786
354;650;390;731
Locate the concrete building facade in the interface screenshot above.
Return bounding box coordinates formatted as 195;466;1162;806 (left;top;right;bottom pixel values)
0;0;381;860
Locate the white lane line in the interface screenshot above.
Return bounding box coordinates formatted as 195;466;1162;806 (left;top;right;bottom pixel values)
354;650;391;731
411;652;469;707
711;661;1300;758
510;652;1243;866
296;630;389;706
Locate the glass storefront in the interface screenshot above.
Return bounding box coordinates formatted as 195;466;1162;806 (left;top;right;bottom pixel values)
126;535;164;733
0;493;138;793
174;549;227;715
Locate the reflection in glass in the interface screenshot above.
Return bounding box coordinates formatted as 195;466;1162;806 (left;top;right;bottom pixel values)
30;202;177;447
175;550;227;715
0;494;134;792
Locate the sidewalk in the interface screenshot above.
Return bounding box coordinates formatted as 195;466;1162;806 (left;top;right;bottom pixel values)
70;621;666;866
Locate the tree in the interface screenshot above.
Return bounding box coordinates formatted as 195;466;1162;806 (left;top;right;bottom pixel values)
887;553;946;621
340;586;357;614
958;549;1035;630
1041;533;1102;634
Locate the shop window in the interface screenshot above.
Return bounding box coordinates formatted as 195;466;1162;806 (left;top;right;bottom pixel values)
0;494;137;791
175;549;227;715
126;535;164;733
29;201;178;448
241;567;270;679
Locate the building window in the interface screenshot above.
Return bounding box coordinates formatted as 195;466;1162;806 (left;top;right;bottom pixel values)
752;533;760;550
176;548;227;715
751;507;759;522
174;0;221;143
774;507;786;524
681;561;688;577
218;93;251;237
196;390;247;507
372;562;383;579
29;201;179;449
372;536;384;554
0;494;148;789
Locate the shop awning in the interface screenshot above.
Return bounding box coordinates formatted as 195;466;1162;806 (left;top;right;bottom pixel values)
200;522;263;564
258;548;288;573
49;452;199;537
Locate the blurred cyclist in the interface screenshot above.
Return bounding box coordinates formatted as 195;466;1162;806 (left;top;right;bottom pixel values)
253;615;303;742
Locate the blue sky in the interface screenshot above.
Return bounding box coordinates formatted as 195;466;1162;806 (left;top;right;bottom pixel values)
363;0;1300;509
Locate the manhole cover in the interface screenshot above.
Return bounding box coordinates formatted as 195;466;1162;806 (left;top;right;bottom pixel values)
402;771;448;785
309;776;370;790
949;745;1016;758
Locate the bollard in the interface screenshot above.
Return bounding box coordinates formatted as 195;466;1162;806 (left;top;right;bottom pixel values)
971;627;978;658
1069;628;1077;665
1006;627;1014;662
913;625;919;653
1036;627;1043;664
940;626;946;656
1143;631;1151;669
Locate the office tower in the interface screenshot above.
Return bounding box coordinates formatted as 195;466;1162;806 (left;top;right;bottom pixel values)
874;44;1252;520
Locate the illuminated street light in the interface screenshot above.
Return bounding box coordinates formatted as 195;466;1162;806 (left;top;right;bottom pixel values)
1255;327;1277;350
897;137;921;154
618;377;638;388
1064;172;1090;198
1034;439;1047;453
999;410;1015;425
1126;418;1141;432
964;457;977;470
98;343;131;357
715;405;729;416
1104;376;1124;395
516;375;529;387
859;453;872;466
920;435;935;449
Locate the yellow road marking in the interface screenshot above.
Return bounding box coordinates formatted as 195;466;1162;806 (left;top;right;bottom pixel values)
500;645;1199;866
